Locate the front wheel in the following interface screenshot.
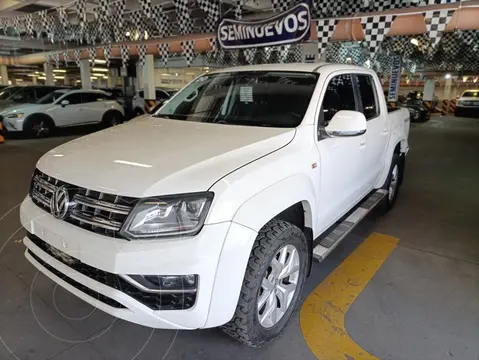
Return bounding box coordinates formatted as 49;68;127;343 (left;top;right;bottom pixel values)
382;153;402;211
221;220;308;347
24;116;54;138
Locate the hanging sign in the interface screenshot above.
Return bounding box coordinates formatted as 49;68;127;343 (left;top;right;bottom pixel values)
217;3;310;50
387;55;402;102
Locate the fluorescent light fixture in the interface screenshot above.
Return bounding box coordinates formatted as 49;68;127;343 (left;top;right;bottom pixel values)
114;160;152;168
92;67;108;72
37;76;46;80
445;73;452;79
161;73;171;76
76;80;81;83
16;79;23;82
410;38;419;46
90;76;98;79
28;74;36;77
34;71;40;74
53;69;66;73
125;31;131;36
94;59;107;64
203;67;210;70
175;73;178;76
54;76;65;79
185;72;196;75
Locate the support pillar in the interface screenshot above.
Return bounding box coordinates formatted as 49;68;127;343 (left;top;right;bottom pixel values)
80;59;92;89
64;75;69;86
135;61;144;91
32;76;37;85
44;63;54;85
301;42;320;63
423;79;435;101
143;55;155;100
0;65;8;86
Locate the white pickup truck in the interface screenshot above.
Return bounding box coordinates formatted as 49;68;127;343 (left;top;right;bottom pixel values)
20;63;409;347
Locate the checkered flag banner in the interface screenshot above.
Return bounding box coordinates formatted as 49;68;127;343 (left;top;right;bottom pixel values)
361;15;396;59
12;16;23;35
44;54;51;66
111;0;126;40
317;19;339;58
0;18;8;34
181;40;196;67
88;47;96;65
424;10;454;48
130;9;146;40
208;38;217;53
96;0;110;32
197;0;220;31
39;10;56;42
229;50;239;66
244;48;256;64
174;0;192;35
74;49;81;67
420;0;458;5
57;7;69;41
158;43;170;67
120;45;130;68
76;0;87;35
24;14;34;36
137;44;148;67
278;45;290;63
63;51;69;67
53;53;60;69
235;0;243;20
140;0;153;18
103;45;112;67
272;0;292;13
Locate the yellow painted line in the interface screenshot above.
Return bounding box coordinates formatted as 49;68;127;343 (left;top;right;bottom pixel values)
300;233;399;360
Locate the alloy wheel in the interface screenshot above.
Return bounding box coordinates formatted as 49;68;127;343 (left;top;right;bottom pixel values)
389;164;399;201
32;121;49;136
257;244;300;328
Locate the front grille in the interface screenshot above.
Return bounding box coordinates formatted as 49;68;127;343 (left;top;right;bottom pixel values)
28;233;197;311
28;250;126;309
30;169;137;238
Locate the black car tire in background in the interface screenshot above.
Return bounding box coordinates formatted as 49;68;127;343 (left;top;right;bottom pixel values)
23;114;55;138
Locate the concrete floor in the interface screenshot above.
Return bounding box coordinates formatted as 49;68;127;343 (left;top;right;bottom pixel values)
0;116;478;360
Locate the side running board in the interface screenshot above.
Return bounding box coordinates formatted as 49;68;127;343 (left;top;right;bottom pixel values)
312;189;387;261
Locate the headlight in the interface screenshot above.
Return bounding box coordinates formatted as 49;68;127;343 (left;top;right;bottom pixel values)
6;113;23;119
120;192;214;239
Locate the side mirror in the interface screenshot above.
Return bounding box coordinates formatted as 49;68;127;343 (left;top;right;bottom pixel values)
60;99;69;107
325;110;367;137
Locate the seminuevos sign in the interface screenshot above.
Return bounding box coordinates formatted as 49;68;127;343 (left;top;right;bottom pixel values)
217;3;311;50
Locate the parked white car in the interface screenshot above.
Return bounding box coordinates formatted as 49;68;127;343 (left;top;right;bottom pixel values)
20;63;409;347
0;89;124;137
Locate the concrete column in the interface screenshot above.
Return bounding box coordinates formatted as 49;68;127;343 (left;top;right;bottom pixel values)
143;55;155;100
444;77;452;101
423;79;435;101
108;68;118;88
136;61;144;91
0;65;8;86
301;42;320;63
44;63;54;85
80;59;92;89
64;75;69;86
96;78;101;88
32;76;37;85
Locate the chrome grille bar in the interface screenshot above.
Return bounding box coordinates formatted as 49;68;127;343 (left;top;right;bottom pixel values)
33;176;57;193
31;190;51;208
73;194;132;215
70;211;122;231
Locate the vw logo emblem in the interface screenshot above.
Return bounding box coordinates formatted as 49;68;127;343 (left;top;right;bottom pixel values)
50;186;70;219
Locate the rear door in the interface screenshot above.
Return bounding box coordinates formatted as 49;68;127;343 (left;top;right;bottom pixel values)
80;92;108;123
355;74;388;189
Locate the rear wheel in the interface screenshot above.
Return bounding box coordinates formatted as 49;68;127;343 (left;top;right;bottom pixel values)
133;108;144;117
221;220;308;347
382;153;402;211
24;115;54;138
102;111;124;128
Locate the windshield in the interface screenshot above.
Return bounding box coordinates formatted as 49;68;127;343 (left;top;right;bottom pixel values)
155;71;319;128
36;91;66;104
0;86;20;100
462;91;479;98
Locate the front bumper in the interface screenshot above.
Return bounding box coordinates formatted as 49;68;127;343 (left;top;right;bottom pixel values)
455;106;479;117
0;116;23;132
20;196;258;329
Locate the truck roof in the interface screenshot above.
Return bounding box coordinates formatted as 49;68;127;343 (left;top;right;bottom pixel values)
211;63;374;74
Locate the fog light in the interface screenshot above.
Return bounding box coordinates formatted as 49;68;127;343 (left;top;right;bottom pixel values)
123;274;198;293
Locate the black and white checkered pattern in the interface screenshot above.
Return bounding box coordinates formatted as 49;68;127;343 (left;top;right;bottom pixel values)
103;45;112;67
137;44;148;67
75;0;87;35
181;40;196;67
420;0;458;5
24;14;34;36
57;7;69;42
229;50;239;66
424;9;454;48
120;45;129;68
111;0;126;36
139;0;153;18
39;10;55;42
361;15;396;59
317;19;339;58
12;16;22;35
272;0;291;13
44;54;51;66
0;18;8;34
174;0;192;35
208;37;217;53
86;21;100;45
53;53;60;69
74;49;81;67
235;0;243;20
197;0;220;30
88;47;96;65
158;43;170;67
243;48;256;64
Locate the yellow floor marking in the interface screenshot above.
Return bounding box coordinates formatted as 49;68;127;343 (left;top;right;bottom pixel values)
300;233;399;360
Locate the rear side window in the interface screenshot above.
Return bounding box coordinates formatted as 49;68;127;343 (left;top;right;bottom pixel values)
356;75;379;120
63;93;82;105
82;93;106;103
35;87;56;99
321;74;356;124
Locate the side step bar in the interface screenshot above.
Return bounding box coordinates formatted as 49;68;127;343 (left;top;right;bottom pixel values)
312;189;387;261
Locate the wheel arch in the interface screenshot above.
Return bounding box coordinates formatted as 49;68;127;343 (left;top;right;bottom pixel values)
102;109;124;121
23;113;55;131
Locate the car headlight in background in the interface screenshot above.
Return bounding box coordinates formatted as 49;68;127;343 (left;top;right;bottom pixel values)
6;113;24;119
120;192;214;239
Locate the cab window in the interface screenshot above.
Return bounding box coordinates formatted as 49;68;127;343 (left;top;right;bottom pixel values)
321;74;357;125
356;74;379;120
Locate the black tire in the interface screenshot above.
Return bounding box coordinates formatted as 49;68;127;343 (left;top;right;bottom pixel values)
382;153;402;212
102;111;124;128
133;107;144;116
23;114;54;138
221;220;308;347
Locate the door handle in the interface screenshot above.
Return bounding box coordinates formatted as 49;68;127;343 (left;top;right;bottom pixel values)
359;141;366;149
382;129;389;136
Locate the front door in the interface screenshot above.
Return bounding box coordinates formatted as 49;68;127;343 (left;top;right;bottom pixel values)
49;93;83;127
315;73;368;231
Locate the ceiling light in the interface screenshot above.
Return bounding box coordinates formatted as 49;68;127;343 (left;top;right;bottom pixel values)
54;76;64;79
175;73;178;76
95;59;107;64
53;69;66;73
144;31;149;40
16;79;23;82
37;76;46;80
28;74;36;77
76;80;81;83
410;38;419;46
91;76;98;79
125;31;131;36
444;73;452;79
185;72;196;75
161;73;170;76
92;67;108;72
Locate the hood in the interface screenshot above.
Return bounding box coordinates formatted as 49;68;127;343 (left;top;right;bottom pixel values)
37;117;295;197
0;103;37;114
0;100;15;111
